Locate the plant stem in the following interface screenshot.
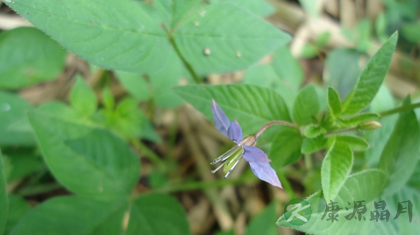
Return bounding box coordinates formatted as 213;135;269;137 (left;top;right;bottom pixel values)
130;138;166;171
169;36;201;84
379;102;420;117
255;120;298;138
277;170;295;199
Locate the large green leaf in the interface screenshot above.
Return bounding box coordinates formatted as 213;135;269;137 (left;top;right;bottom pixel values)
0;91;35;147
210;0;275;17
292;85;320;126
321;142;353;202
126;194;191;235
269;126;302;168
4;195;31;235
173;84;291;135
244;203;277;235
11;194;190;235
0;150;8;235
173;3;290;74
0;27;66;89
277;170;387;235
28;111;140;199
5;0;171;74
341;32;398;114
154;0;202;30
379;97;420;196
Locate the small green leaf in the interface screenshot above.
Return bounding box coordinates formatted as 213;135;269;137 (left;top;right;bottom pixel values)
70;76;97;117
269;126;302;167
293;85;320;126
338;112;379;126
379;97;420;196
244;203;277;235
173;3;291;74
327;87;341;116
321;142;353;201
303;125;323;138
335;135;369;151
0;27;66;89
101;87;115;111
5;152;44;182
174;84;291;136
277;170;387;234
341;32;398;114
0;150;8;235
5;0;172;74
28;111;140;199
301;135;327;154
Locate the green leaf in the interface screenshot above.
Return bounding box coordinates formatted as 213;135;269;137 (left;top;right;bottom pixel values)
364;115;397;167
5;0;171;74
293;85;320;126
327;87;341;116
101;87;115;111
303;125;323;138
5;152;44;182
321;142;353;202
277;170;387;234
0;27;66;89
298;0;322;17
335;135;369;151
401;22;420;43
210;0;275;17
174;84;291;135
5;195;31;235
154;0;202;30
326;48;365;99
379;97;420;196
12;194;190;235
0;91;35;147
370;85;395;113
338;112;379;126
272;45;303;93
301;135;327;154
127;194;191;235
244;203;277;235
11;196;129;235
28;111;140;199
70;76;97;117
269;126;302;168
116;72;151;102
0;150;8;235
342;32;398;114
173;3;291;74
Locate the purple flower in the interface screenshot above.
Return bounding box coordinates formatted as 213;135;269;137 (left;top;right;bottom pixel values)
210;99;282;188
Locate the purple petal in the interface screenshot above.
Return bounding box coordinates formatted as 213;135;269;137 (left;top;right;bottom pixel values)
249;161;283;188
243;146;270;163
211;99;230;137
228;119;242;143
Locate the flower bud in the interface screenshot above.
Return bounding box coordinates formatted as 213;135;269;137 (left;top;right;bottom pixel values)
359;121;382;130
